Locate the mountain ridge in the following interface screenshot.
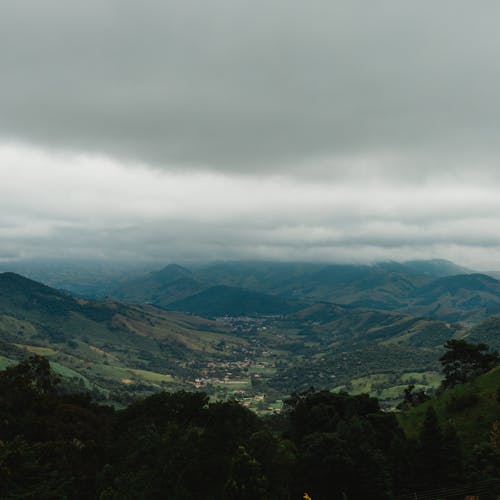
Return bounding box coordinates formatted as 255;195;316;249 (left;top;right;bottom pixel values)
105;260;500;322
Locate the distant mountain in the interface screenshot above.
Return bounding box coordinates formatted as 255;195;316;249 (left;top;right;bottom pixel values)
377;259;471;277
1;258;473;300
267;261;473;309
486;270;500;281
282;300;457;348
152;263;194;282
110;259;477;316
0;259;152;298
9;258;482;321
274;263;419;308
168;285;301;317
416;273;500;296
466;316;500;350
110;264;204;307
406;273;500;321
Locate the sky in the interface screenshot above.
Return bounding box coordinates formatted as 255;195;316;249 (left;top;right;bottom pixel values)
1;0;500;269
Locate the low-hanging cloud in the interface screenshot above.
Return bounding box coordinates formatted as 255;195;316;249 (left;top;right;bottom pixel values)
1;143;500;268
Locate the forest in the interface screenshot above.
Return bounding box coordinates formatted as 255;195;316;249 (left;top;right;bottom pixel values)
0;340;498;500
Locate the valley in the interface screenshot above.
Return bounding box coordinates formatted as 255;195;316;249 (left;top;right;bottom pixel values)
1;259;499;412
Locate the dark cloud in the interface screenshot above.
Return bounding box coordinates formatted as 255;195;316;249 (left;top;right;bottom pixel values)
2;0;500;175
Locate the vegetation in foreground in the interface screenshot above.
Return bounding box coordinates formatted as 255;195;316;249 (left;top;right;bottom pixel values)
0;347;498;500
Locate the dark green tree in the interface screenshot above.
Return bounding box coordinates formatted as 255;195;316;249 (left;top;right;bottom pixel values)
441;424;464;485
418;406;445;489
399;383;430;409
0;357;112;499
223;446;268;500
440;339;499;389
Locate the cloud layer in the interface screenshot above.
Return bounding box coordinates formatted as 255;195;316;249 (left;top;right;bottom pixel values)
2;0;500;176
2;2;500;267
1;143;500;268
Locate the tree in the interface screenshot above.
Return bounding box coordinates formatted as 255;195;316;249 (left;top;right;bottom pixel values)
0;357;112;499
439;340;499;389
223;446;267;500
441;424;463;485
418;406;444;489
398;384;430;409
418;411;465;489
0;355;60;396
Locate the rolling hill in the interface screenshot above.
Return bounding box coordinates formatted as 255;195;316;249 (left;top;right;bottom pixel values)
168;285;301;317
0;272;249;399
104;259;500;322
108;264;204;308
407;273;500;321
1;271;498;411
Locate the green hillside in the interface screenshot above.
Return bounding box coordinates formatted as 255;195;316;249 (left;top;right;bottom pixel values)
0;272;249;400
409;273;500;321
1;271;497;412
110;264;204;308
168;285;301;317
398;366;500;448
467;316;500;349
106;260;500;322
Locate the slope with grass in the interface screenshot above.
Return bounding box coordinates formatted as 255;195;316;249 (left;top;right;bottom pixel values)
0;272;250;399
398;367;500;448
3;271;498;410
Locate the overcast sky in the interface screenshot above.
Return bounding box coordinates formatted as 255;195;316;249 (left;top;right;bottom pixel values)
1;0;500;268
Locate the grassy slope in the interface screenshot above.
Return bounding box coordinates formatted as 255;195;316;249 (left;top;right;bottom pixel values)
1;272;498;411
398;367;500;448
0;273;250;395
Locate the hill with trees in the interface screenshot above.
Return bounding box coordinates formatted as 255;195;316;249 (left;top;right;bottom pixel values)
1;272;500;411
399;339;500;450
0;272;252;401
100;260;500;322
168;285;302;317
0;355;497;500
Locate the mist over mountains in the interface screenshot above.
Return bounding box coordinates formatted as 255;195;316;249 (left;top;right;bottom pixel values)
4;258;500;322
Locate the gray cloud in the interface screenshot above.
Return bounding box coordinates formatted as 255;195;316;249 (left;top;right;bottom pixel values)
1;146;500;268
2;0;500;176
2;2;500;268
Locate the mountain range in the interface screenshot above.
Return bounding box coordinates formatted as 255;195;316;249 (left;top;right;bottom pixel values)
104;259;500;322
1;261;499;410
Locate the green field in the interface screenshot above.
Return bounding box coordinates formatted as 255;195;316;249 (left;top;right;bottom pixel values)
15;344;58;356
127;368;175;383
0;355;16;370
